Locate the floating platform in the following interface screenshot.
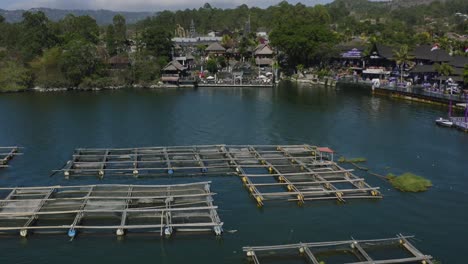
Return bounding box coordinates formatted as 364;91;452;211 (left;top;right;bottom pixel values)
0;182;223;238
450;117;468;132
0;147;20;168
55;145;382;206
243;234;433;264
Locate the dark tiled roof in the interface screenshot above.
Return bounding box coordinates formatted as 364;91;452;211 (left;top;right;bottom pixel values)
413;45;451;62
375;44;394;60
450;55;468;68
411;64;436;73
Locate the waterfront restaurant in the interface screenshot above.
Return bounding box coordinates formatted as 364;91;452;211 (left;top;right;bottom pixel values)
161;60;187;85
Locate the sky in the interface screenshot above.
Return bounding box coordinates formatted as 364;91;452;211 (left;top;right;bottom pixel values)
0;0;334;11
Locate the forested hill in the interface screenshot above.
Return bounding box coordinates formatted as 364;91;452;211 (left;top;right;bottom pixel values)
0;8;155;25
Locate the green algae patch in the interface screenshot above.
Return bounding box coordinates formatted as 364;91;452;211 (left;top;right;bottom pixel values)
386;173;432;192
338;157;367;163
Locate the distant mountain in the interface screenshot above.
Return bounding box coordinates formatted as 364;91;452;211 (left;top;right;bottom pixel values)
0;8;155;25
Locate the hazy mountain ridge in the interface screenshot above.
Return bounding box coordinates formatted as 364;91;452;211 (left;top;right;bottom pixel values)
0;8;155;25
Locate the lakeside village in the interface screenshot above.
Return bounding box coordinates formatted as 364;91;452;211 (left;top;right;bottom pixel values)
163;22;468;97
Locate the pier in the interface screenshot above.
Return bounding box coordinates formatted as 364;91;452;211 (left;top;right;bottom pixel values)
0;182;223;238
451;117;468;132
55;145;381;206
0;147;20;168
243;234;433;264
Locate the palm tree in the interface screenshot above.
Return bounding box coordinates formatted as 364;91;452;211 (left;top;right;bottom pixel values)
393;45;414;84
435;63;454;90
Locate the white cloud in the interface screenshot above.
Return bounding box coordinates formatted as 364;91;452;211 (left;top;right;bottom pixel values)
7;0;332;11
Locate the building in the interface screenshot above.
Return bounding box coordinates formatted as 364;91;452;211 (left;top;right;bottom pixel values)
107;55;131;70
254;44;274;67
205;42;226;57
413;44;451;65
161;60;187;85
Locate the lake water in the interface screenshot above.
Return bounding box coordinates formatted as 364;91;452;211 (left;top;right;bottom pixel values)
0;83;467;263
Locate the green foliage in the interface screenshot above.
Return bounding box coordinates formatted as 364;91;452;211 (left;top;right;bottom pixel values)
269;3;337;69
217;56;227;68
435;63;455;78
142;26;173;59
206;58;218;74
113;14;127;54
106;25;116;56
393;45;414;82
338;157;367;163
58;14;99;44
296;64;304;75
19;11;57;62
133;55;162;85
30;47;69;88
0;61;31;91
59;40;102;86
386;173;432;192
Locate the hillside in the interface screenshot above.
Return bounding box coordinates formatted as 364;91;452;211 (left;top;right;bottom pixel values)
0;8;155;25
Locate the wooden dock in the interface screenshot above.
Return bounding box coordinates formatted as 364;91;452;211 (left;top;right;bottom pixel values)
55;145;382;206
243;234;433;264
0;182;223;238
450;117;468;132
0;147;20;168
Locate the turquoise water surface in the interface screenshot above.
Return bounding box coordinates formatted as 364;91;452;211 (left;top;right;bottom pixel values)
0;83;467;263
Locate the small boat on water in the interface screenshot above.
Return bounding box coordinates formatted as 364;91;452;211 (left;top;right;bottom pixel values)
435;117;453;127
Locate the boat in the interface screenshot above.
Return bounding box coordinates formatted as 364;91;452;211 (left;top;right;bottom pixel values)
435;117;453;127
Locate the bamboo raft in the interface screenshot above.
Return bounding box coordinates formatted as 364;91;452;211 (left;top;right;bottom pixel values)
0;147;20;168
0;182;223;238
243;234;433;264
55;145;382;206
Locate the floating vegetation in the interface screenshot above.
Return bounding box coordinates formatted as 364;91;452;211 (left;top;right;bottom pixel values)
386;173;432;192
338;157;367;163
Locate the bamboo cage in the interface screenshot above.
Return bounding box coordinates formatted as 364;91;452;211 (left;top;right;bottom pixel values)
243;234;433;264
55;145;382;206
0;182;223;238
0;147;21;168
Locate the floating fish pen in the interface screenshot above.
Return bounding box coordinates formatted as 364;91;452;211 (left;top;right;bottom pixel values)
55;145;381;206
0;182;223;238
0;147;20;168
243;234;433;264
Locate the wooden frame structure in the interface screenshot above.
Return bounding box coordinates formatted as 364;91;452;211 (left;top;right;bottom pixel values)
243;234;433;264
55;145;382;206
0;147;20;168
0;182;223;238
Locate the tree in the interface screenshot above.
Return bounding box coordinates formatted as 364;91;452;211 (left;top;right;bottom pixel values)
113;14;127;53
0;61;31;91
106;25;116;56
296;64;304;76
0;15;4;24
435;63;454;90
132;54;161;85
221;35;234;49
59;15;99;44
19;11;56;62
59;40;102;86
30;47;68;87
393;45;414;83
206;58;218;74
142;26;173;59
